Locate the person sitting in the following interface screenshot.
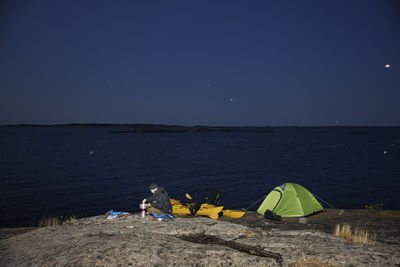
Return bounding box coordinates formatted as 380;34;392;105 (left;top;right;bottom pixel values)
142;184;172;215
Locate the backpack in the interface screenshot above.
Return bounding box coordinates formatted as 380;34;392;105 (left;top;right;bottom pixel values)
203;190;222;205
189;202;201;215
264;209;282;221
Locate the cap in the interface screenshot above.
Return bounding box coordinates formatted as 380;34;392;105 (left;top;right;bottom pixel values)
149;184;158;190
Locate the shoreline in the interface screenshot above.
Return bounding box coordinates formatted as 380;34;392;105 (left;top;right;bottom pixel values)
2;208;400;230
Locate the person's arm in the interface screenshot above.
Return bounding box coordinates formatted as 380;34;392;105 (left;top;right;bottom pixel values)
144;195;155;203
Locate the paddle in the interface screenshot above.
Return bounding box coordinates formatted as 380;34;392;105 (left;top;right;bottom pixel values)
185;193;192;200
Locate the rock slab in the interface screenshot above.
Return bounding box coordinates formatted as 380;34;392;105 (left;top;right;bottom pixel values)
1;212;400;266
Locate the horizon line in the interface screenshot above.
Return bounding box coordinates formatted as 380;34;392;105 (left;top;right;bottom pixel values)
1;123;400;127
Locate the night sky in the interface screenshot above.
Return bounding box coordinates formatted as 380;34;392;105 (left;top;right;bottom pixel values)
1;1;399;126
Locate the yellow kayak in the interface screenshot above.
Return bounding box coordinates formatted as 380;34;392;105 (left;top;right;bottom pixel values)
203;203;245;218
219;209;245;218
170;199;181;205
171;199;223;219
170;199;245;219
172;203;223;215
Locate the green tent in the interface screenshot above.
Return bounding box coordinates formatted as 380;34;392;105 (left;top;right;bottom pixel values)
257;183;323;217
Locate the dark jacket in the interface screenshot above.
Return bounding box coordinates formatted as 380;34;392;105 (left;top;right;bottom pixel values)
146;187;172;214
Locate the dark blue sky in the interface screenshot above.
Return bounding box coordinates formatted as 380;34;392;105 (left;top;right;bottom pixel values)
1;0;399;126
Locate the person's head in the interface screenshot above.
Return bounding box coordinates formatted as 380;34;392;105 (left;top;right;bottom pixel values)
149;183;158;194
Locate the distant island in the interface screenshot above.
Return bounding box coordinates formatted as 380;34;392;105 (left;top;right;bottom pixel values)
1;123;398;134
0;123;274;133
110;127;273;134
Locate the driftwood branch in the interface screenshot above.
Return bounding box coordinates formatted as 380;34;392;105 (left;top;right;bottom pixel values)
178;234;282;263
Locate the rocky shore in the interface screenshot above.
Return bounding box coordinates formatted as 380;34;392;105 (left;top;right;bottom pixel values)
1;209;399;266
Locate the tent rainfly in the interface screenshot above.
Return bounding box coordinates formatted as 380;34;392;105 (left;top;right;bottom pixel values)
257;183;323;217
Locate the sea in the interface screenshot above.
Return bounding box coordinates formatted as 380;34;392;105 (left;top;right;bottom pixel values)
1;125;400;227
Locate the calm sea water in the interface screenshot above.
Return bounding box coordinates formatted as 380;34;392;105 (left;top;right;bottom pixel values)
1;126;400;227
